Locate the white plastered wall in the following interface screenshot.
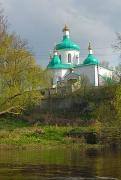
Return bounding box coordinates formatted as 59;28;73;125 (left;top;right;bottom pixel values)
74;65;96;86
98;66;112;78
74;65;113;86
57;50;80;65
98;66;113;85
49;68;69;86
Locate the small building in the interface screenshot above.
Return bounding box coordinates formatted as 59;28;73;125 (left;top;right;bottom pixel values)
47;25;113;88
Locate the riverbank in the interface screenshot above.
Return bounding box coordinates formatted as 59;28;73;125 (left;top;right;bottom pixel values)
0;117;97;146
0;117;121;150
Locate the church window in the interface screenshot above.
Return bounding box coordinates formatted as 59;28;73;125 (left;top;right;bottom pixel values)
76;55;79;60
59;55;61;60
68;53;71;63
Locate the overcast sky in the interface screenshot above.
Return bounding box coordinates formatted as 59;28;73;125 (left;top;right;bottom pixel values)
1;0;121;67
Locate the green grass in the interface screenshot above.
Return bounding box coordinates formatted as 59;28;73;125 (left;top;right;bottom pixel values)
1;117;120;149
0;117;98;146
0;117;29;130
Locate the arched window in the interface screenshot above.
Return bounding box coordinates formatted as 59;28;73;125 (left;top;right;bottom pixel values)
76;55;79;60
68;53;71;63
59;55;61;60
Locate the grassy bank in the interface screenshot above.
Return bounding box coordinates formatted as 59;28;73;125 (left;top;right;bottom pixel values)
0;117;99;146
0;117;121;149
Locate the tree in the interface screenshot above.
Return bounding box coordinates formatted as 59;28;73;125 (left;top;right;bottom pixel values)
112;32;121;53
114;64;121;82
114;84;121;122
0;9;49;115
112;33;121;82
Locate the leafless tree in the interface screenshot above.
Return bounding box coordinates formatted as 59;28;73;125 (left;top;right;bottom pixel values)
112;33;121;82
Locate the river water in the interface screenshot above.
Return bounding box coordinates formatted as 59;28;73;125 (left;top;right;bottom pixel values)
0;146;120;180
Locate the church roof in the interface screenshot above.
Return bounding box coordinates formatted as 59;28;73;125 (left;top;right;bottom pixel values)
47;54;74;69
83;43;99;65
47;54;61;67
64;71;80;78
83;54;99;65
56;35;80;51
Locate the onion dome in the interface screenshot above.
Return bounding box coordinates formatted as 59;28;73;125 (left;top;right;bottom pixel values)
56;25;80;51
47;50;74;69
83;43;99;65
47;50;61;68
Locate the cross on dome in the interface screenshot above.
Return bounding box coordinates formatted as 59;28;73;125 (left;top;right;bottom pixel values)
88;42;92;50
88;42;93;54
62;24;70;32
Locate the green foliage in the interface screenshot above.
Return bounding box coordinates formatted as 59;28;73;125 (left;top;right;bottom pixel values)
0;10;50;115
95;102;116;123
114;64;121;82
103;76;116;85
0;117;29;130
0;118;99;145
0;116;121;147
44;85;117;122
114;84;121;121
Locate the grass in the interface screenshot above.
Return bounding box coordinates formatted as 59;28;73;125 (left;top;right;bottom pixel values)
1;117;120;150
0;117;29;130
0;117;98;146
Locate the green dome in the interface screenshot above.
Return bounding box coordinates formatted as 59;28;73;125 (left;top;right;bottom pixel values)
47;54;74;69
56;36;80;51
47;55;61;68
83;54;99;65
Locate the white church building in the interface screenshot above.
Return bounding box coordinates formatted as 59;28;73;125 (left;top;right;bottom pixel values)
47;25;113;87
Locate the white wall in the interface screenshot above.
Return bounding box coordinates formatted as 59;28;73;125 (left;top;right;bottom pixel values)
98;66;113;85
49;68;69;86
57;50;80;65
95;65;99;86
74;65;113;86
49;65;113;87
98;66;112;78
74;65;96;85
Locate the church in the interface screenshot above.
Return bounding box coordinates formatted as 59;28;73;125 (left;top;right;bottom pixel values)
47;25;113;88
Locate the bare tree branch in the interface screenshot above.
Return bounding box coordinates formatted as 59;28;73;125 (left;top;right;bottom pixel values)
0;106;23;115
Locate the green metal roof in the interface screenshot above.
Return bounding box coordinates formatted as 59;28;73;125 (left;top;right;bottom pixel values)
65;72;80;78
47;55;61;67
75;63;95;68
83;54;99;65
47;55;74;69
48;63;74;69
56;35;80;51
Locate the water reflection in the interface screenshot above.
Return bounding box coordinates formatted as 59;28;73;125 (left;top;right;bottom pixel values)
0;146;120;179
